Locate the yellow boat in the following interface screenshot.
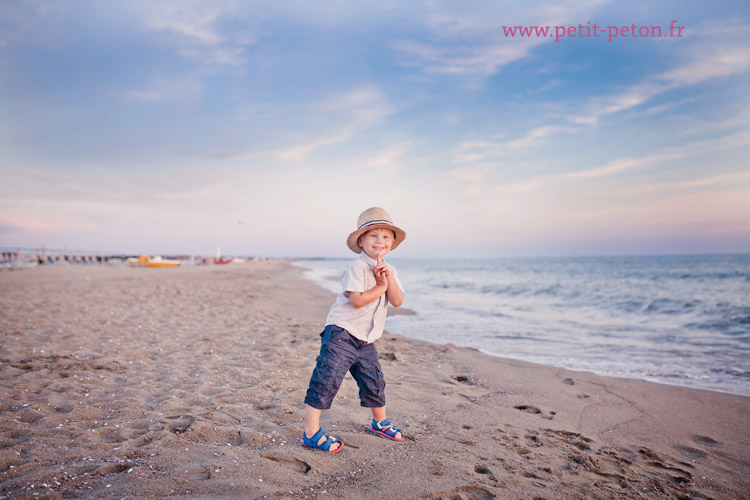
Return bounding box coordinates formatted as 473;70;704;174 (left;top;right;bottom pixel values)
127;255;180;268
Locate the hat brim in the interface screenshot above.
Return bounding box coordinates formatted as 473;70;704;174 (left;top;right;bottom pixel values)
347;224;406;254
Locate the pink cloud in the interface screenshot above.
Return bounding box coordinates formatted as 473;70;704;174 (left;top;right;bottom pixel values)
0;215;97;235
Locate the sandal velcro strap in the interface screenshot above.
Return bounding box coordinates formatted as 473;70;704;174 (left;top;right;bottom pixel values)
372;418;391;430
302;428;342;453
369;419;403;440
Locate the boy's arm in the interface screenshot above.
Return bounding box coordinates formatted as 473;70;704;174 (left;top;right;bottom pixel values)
375;255;403;307
348;283;388;309
385;272;404;307
349;257;390;308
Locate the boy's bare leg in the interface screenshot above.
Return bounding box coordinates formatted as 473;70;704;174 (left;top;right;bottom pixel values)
371;406;402;440
304;404;322;439
304;404;342;451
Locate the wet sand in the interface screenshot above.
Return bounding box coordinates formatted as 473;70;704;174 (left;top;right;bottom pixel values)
1;262;748;499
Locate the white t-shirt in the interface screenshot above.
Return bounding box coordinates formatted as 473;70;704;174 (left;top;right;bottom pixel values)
325;253;404;343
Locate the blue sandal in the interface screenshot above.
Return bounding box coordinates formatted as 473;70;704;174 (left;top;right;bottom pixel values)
367;419;404;441
302;428;342;453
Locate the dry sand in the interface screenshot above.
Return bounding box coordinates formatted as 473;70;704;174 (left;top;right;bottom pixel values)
1;262;748;499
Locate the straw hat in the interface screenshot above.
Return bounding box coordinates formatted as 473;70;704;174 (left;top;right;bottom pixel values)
346;207;406;254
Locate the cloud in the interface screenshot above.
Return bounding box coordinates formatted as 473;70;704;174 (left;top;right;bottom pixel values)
503;125;572;151
211;86;396;161
266;86;396;161
439;129;750;210
644;97;697;115
680;172;750;188
111;2;261;103
564;130;750;183
656;19;750;85
445;17;750;171
576;19;750;124
393;39;541;78
443;163;496;197
119;75;206;102
359;142;411;171
455;125;575;163
392;0;607;80
583;82;674;121
563;158;640;181
316;85;395;126
145;3;223;44
553;131;749;186
0;214;97;235
446;164;492;182
270;130;352;161
140;1;257;67
443;129;750;254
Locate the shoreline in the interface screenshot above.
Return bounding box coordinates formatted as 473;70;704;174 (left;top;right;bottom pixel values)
446;343;750;399
1;263;748;499
294;257;750;399
297;260;749;399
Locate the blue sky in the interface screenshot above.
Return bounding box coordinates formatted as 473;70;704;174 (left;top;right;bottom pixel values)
1;0;749;258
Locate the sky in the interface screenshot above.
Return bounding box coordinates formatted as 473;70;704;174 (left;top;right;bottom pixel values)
1;0;749;258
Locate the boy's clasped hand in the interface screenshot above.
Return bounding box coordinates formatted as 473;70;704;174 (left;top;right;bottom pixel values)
371;255;391;288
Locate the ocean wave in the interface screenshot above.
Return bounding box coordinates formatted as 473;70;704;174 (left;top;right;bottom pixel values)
442;281;573;299
641;298;703;314
708;367;750;378
666;271;750;281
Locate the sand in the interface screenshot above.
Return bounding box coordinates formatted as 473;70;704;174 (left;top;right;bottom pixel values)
1;262;748;499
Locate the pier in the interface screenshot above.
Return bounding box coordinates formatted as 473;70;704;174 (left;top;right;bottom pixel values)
0;247;267;270
0;247;128;268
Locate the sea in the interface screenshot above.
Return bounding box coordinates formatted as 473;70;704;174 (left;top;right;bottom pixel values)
294;254;750;397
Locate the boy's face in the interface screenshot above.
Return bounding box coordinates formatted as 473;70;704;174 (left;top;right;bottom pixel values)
358;228;395;260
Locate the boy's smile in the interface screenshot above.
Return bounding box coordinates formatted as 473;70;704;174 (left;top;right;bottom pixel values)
358;228;394;260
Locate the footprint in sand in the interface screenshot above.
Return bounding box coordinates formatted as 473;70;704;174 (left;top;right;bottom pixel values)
524;431;539;444
514;405;556;420
451;374;473;385
425;485;496;500
673;439;717;465
560;378;591;398
675;444;708;460
473;464;497;481
256;403;278;411
182;424;244;446
546;429;593;451
261;454;312;474
162;415;195;435
92;463;130;476
183;467;213;481
638;447;693;484
379;351;398;361
514;446;535;459
692;435;720;446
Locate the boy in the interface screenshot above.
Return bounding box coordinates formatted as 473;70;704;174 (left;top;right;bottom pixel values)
302;207;406;453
